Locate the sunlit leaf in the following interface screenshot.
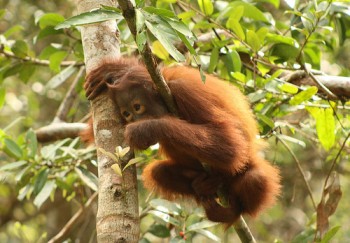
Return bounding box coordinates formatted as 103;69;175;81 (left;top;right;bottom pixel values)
150;199;182;215
49;51;67;73
0;87;5;109
315;108;335;151
34;180;55;208
208;47;219;73
279;83;299;94
98;147;119;162
148;210;180;226
4;138;23;159
0;160;27;171
11;40;28;58
289;86;318;105
33;168;49;195
152;40;169;60
39;13;65;29
247;30;261;52
111;163;122;176
187;220;218;231
145;21;185;62
123;157;144;171
198;0;214;16
55;9;122;29
75;166;98;191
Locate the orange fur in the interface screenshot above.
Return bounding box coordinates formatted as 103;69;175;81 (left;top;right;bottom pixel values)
83;58;281;226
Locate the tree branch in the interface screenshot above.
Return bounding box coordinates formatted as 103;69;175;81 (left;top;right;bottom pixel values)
48;192;98;243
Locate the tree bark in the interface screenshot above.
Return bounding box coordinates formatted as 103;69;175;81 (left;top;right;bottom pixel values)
77;0;139;242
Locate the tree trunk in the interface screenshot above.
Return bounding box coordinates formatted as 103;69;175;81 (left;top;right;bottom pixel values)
77;0;140;242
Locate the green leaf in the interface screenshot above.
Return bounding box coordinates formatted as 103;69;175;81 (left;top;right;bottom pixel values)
208;47;219;73
222;2;268;22
164;17;194;38
75;166;98;191
229;50;242;72
49;51;67;73
11;40;28;58
176;32;196;57
55;9;122;29
19;63;36;83
34;180;55;208
111;163;122;176
312;108;335;151
152;40;169;60
4;138;23;159
194;229;221;242
144;7;176;18
232;72;246;83
145;20;185;62
320;226;341;243
0;87;5;109
98;147;119;162
279;83;299;94
26;129;38;159
198;0;214;16
150;199;182;215
39;13;65;29
123;157;144;171
0;161;27;171
187;220;218;231
289;86;318;105
148;210;180;226
4;25;24;38
199;66;207;83
247;30;261;52
33;168;49;195
266;34;299;47
256;113;275;128
135;9;145;33
257;62;270;76
148;224;171;238
136;32;147;52
225;50;242;75
35;26;63;42
46;65;77;90
226;18;245;40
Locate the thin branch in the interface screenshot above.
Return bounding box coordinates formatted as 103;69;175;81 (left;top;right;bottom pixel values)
117;0;178;115
54;66;86;122
0;48;84;67
234;216;256;243
323;131;350;192
276;135;317;210
48;192;98;243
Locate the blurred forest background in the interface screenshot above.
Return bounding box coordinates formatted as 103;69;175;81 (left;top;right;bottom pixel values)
0;0;350;242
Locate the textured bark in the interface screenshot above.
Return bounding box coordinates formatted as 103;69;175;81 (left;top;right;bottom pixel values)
77;0;139;242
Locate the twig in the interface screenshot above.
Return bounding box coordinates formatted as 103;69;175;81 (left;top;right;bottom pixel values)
117;0;178;115
54;66;86;122
0;48;84;67
276;135;317;210
48;192;98;243
234;216;256;243
323;131;350;192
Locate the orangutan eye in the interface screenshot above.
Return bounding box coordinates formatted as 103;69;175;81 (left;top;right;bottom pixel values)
122;111;131;118
134;104;141;111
